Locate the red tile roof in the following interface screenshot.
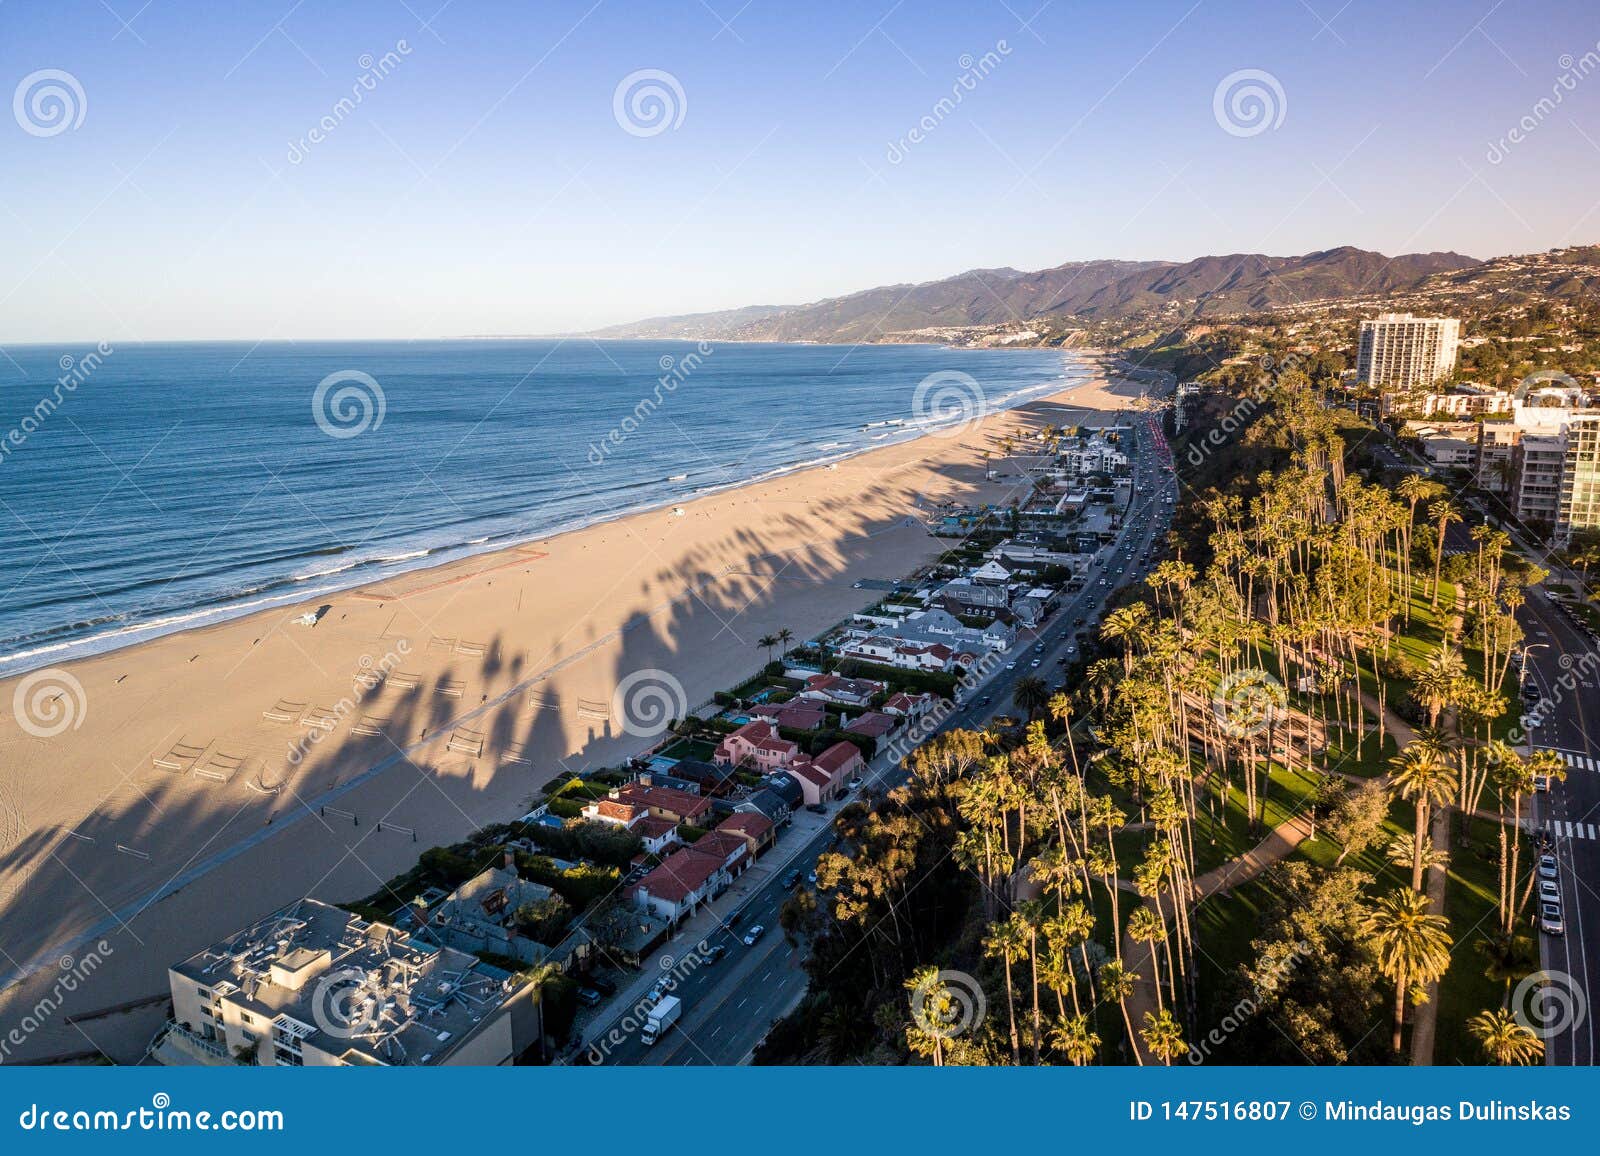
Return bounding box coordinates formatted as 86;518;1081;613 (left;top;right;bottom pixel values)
813;741;862;775
613;784;711;821
633;848;723;904
716;812;774;840
843;711;896;738
636;816;677;840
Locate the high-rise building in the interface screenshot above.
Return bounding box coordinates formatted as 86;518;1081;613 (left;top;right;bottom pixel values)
1557;415;1600;545
1356;313;1461;388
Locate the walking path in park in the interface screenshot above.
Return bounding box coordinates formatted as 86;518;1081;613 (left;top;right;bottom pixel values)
1120;691;1413;1065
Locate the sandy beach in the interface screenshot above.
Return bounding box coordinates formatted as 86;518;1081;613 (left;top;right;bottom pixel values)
0;362;1152;1063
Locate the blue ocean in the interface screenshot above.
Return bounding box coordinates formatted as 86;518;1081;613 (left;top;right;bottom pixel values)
0;339;1083;673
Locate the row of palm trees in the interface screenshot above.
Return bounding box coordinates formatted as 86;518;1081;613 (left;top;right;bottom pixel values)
888;368;1557;1064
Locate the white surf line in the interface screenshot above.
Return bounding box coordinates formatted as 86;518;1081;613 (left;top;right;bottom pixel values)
0;561;751;992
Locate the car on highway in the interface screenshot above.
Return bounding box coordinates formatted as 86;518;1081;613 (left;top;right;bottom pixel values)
1030;659;1041;667
705;944;728;964
1540;902;1565;936
1539;855;1559;880
781;869;801;888
1533;774;1551;793
742;924;766;946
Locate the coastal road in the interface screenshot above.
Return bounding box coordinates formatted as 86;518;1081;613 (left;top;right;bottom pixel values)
1522;583;1600;1066
586;407;1178;1064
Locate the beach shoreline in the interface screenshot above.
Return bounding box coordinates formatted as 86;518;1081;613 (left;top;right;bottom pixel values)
0;343;1104;681
0;364;1153;1063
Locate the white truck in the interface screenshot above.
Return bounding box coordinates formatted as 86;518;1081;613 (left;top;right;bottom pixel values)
641;995;681;1046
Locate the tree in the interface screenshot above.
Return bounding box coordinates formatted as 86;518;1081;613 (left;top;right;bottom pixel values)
517;961;564;1062
757;634;778;665
776;627;794;657
1467;1008;1543;1065
1140;1008;1187;1065
1324;779;1392;866
984;918;1027;1065
1362;887;1453;1054
1048;1013;1100;1066
1427;498;1462;607
1389;741;1458;891
1098;959;1142;1065
904;966;951;1066
1012;675;1049;720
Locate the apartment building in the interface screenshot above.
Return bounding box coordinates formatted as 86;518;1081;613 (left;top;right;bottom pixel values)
1356;313;1460;388
1557;415;1600;545
159;899;539;1067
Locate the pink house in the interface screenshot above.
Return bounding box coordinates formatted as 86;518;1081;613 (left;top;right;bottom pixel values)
715;719;800;773
787;740;865;805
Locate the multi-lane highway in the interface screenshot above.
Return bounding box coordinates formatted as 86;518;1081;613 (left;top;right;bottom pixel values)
1520;581;1600;1066
582;408;1178;1064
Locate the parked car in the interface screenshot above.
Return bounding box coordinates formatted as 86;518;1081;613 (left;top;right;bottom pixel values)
586;974;618;996
576;987;602;1007
1539;855;1559;880
1540;902;1565;936
1534;774;1551;793
847;776;864;790
742;924;766;946
1539;879;1561;903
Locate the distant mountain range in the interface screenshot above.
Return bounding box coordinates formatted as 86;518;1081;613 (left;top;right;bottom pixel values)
586;246;1481;344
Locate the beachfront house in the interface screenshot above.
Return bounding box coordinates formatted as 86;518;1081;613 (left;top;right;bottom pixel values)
714;718;801;773
796;673;886;709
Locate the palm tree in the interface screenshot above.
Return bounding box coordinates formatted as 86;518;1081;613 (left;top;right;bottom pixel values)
1097;959;1142;1065
776;627;794;658
1363;887;1453;1054
1389;741;1458;891
1140;1008;1187;1066
517;962;563;1062
1467;1008;1544;1065
1427;498;1462;607
1126;907;1168;1011
1048;1013;1100;1066
1012;675;1049;719
984;918;1027;1065
756;634;778;666
903;966;951;1066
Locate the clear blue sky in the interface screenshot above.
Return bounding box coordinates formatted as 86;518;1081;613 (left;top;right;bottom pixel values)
3;0;1599;342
